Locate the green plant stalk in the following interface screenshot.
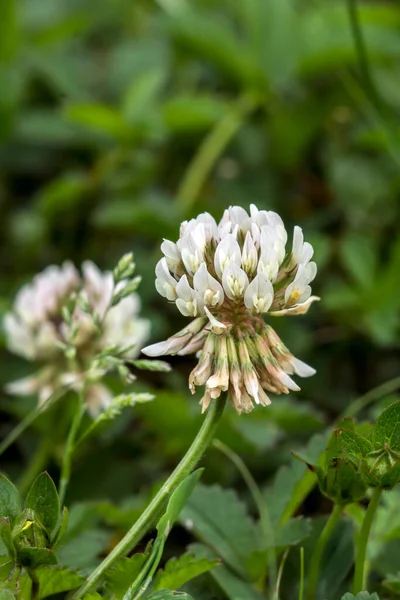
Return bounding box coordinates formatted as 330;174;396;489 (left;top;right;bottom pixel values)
346;0;383;117
58;398;86;507
18;437;52;496
176;94;258;213
0;387;68;458
213;439;277;593
273;548;289;600
344;376;400;418
72;395;226;599
299;547;305;600
130;538;166;600
353;488;382;594
306;504;342;600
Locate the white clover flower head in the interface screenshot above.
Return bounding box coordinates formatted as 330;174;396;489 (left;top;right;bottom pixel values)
4;259;150;416
143;205;319;415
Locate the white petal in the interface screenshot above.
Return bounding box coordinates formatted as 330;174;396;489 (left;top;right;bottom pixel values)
291;358;316;377
270;295;320;316
244;273;274;313
193;263;224;307
292;226;304;262
5;376;40;396
241;232;258;276
3;313;35;359
196;213;218;241
222;263;249;300
181;247;203;275
204;306;227;334
301;242;314;264
142;330;193;356
161;239;181;271
155;258;177;300
305;261;317;283
280;372;301;392
176;274;193;301
214;234;241;278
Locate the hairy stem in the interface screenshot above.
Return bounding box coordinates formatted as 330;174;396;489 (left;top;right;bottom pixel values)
72;395;226;598
353;488;382;594
307;504;342;600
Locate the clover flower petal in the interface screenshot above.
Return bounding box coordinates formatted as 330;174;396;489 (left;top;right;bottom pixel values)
4;258;150;415
143;205;319;414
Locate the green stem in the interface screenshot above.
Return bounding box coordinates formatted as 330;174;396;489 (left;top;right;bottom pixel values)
306;504;342;600
58;398;86;507
72;395;226;599
346;0;383;117
213;439;277;593
176;94;258;213
353;488;382;594
18;437;51;496
0;387;68;458
344;376;400;419
273;548;289;600
299;547;305;600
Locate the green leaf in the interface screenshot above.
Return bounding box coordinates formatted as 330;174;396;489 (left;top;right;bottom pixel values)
334;428;373;461
105;554;147;598
0;592;16;600
162;95;229;133
325;458;367;504
374;401;400;452
51;506;68;547
131;360;172;373
383;572;400;594
268;431;331;526
57;528;111;571
122;68;165;125
154;553;219;591
339;234;377;289
64;104;129;140
341;594;380;600
0;474;21;522
272;517;311;548
157;470;203;538
180;484;258;579
0;518;15;559
36;566;85;599
190;543;264;600
25;472;60;535
19;547;58;569
145;592;195;600
0;0;18;62
315;517;354;599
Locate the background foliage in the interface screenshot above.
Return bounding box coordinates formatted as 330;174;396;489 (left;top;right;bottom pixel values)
1;0;400;598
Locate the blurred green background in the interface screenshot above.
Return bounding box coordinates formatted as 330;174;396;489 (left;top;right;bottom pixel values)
1;0;400;578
